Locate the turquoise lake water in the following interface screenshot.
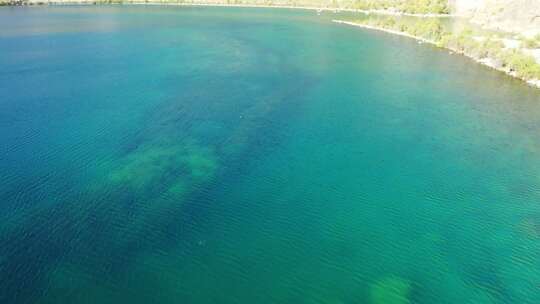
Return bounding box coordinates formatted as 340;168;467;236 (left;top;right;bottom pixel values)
1;5;540;304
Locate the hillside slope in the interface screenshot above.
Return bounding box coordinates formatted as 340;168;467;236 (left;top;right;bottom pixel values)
452;0;540;36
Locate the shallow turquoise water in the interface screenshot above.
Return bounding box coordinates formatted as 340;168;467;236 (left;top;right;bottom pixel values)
1;5;540;304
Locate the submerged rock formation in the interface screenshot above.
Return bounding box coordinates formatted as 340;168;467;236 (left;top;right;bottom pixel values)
369;276;412;304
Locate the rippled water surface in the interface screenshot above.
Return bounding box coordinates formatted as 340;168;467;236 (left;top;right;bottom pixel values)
1;5;540;304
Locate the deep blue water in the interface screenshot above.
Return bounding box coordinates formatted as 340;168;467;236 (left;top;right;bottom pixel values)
1;5;540;304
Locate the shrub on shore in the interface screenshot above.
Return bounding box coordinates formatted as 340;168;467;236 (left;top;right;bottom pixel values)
439;28;476;53
501;50;540;79
410;18;444;40
354;0;449;14
401;0;449;14
356;16;540;82
477;36;505;59
436;30;540;79
523;35;540;49
361;17;444;42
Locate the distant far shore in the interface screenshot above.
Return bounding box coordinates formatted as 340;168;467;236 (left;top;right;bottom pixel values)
3;1;537;89
0;1;456;17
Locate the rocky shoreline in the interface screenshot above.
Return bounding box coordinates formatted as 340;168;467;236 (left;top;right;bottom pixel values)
333;20;540;89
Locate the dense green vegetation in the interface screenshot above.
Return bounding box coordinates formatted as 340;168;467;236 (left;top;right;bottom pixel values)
362;17;444;41
357;17;540;81
441;33;540;80
501;50;540;79
353;0;449;14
